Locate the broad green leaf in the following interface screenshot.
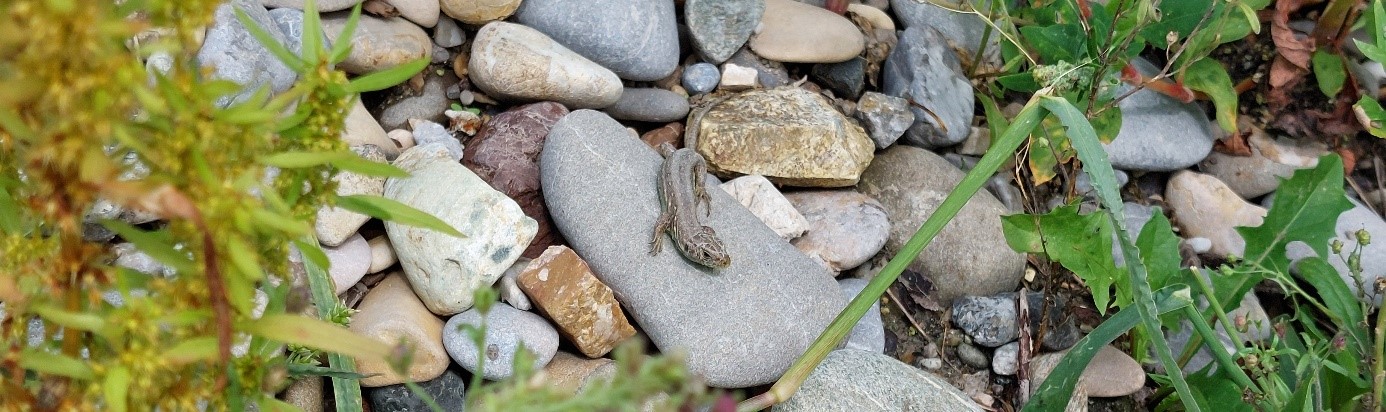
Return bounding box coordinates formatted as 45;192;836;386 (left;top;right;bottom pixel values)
346;58;430;93
240;314;394;361
1019;23;1086;63
1237;155;1352;275
1002;203;1120;311
0;186;23;234
19;349;95;380
1183;58;1238;134
1140;0;1222;49
1089;105;1122;143
998;72;1042;93
1311;49;1347;97
162;337;220;364
1353;96;1386;138
1135;210;1184;300
99;220;195;273
336;194;464;237
104;366;131;412
1296;257;1368;350
1024;287;1192;411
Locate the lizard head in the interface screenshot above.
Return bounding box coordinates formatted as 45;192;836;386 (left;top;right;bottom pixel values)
686;226;731;268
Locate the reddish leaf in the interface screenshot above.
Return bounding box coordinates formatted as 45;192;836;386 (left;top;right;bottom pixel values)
1269;0;1314;94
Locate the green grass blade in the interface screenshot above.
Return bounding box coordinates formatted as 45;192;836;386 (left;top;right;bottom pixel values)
335;194;464;237
299;238;365;412
233;5;305;71
345;58;430;93
1040;95;1203;411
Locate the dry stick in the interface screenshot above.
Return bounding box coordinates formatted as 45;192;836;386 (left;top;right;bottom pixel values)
1017;289;1033;405
191;207;232;392
885;286;937;348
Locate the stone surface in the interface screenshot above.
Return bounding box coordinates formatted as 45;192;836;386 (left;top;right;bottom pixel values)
283;376;323;412
367;235;396;274
343;89;402;159
1199;123;1326;198
350;273;449;387
377;67;457;131
367;367;467;412
516;246;637;358
719;63;760;91
992;342;1019;375
498;258;532;310
812;57;868;99
641;123;684;150
785;190;891;272
1030;346;1145;398
391;0;440;27
839;278;886;353
855;91;914;149
1284;198;1386;306
1166;170;1266;257
462;102;570;258
956;343;989;369
541;351;617;395
727;47;792;88
513;0;679;81
750;0;866;63
321;13;431;74
719;175;811;240
858;146;1024;304
316;145;387;247
409;119;462;161
324;233;372;295
890;0;998;65
682;62;721;95
882;26;974;147
692;87;875;187
385;144;538;315
772;350;983;411
269;8;330;56
198;0;296;107
262;0;360;11
469;22;623;109
541;110;847;387
433;16;466;47
686;0;765;63
441;0;521;24
442;303;560;380
847;3;895;31
1104;59;1217;171
603;88;691;123
951;292;1080;350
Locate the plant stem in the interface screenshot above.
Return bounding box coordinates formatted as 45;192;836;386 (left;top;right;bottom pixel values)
1372;291;1385;410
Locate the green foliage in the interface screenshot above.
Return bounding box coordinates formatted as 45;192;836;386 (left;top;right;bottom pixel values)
1356;0;1386;138
1003;203;1120;311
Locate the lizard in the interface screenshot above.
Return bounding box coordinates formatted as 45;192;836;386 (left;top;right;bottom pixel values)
649;142;731;269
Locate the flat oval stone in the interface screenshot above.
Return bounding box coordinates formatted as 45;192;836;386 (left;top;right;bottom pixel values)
262;0;361;11
772;350;982;411
749;0;865;63
603;88;690;123
857;146;1024;304
1166;170;1265;257
441;0;521;24
540;110;846;387
384;144;538;315
516;246;636;358
342;97;401;158
390;0;440;27
324;233;371;295
350;273;449;387
1104;58;1216;171
316;145;388;247
513;0;680;81
692;87;875;187
1198;122;1326;198
685;0;765;63
469;22;623;109
442;303;560;380
322;13;431;75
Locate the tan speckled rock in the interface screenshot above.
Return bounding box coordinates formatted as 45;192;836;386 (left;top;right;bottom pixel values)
469;22;622;109
516;246;635;358
321;13;430;75
342;99;399;158
441;0;521;25
350;273;448;387
1030;346;1145;399
540;351;617;395
692;87;874;187
1166;170;1266;257
1198;121;1326;199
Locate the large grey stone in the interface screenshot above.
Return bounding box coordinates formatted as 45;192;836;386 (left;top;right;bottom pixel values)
890;0;999;65
384;144;538;315
858;146;1024;304
685;0;765;63
882;27;974;148
1104;59;1217;171
772;349;982;411
198;0;297;107
603;88;690;123
839;278;886;353
514;0;680;81
540;110;847;387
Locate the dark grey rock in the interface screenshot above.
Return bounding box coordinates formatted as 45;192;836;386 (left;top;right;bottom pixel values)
513;0;680;81
540;110;846;387
811;57;867;99
890;0;998;64
603;88;691;122
956;343;989;368
771;350;983;411
951;292;1080;350
685;0;765;63
839;278;886;353
682;62;721;95
855;92;914;149
367;367;467;412
1104;58;1216;171
198;0;297;107
378;70;458;131
882;27;974;147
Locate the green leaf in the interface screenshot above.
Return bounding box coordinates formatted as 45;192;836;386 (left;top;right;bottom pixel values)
1135;209;1185;301
330;154;409;178
0;185;24;234
1019;23;1087;63
998;72;1042;93
301;0;324;60
1024;286;1192;411
1311;49;1347;97
233;4;306;71
259;396;305;412
241;314;395;360
225;236;265;282
1237;155;1353;275
249;208;311;236
1183;58;1239;134
99;220;195;273
19;348;96;380
286;363;374;380
329;3;364;65
345;58;430;93
1140;0;1222;49
162;337;220;365
31;304;108;337
1002;203;1121;311
299;237;365;412
1089;104;1122;143
335;194;464;237
104;366;131;412
260;150;352;168
1353;96;1386;138
1296;257;1368;350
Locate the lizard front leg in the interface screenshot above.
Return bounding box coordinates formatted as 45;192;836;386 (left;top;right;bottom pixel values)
649;212;674;255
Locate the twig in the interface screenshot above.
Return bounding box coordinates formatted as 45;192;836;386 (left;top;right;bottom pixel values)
1017;289;1033;406
886;286;936;347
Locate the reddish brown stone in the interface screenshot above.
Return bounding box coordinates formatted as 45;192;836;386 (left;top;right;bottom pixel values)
516;246;636;358
462;102;569;257
640;122;684;151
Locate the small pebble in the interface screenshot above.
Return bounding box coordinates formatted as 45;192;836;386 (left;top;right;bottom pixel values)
682;62;721;95
956;343;989;369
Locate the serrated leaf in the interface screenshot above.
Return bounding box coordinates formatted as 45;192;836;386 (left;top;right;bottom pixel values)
1020;23;1087;62
1135;209;1184;297
241;314;394;361
336;194;464;237
345;58;430;93
1002;203;1120;311
162;337;220;365
1237;154;1352;274
19;349;95;380
105;366;131;412
1183;58;1238;134
1311;49;1347;97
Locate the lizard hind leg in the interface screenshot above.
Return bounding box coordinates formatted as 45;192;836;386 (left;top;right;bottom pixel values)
649;213;673;255
692;159;712;217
